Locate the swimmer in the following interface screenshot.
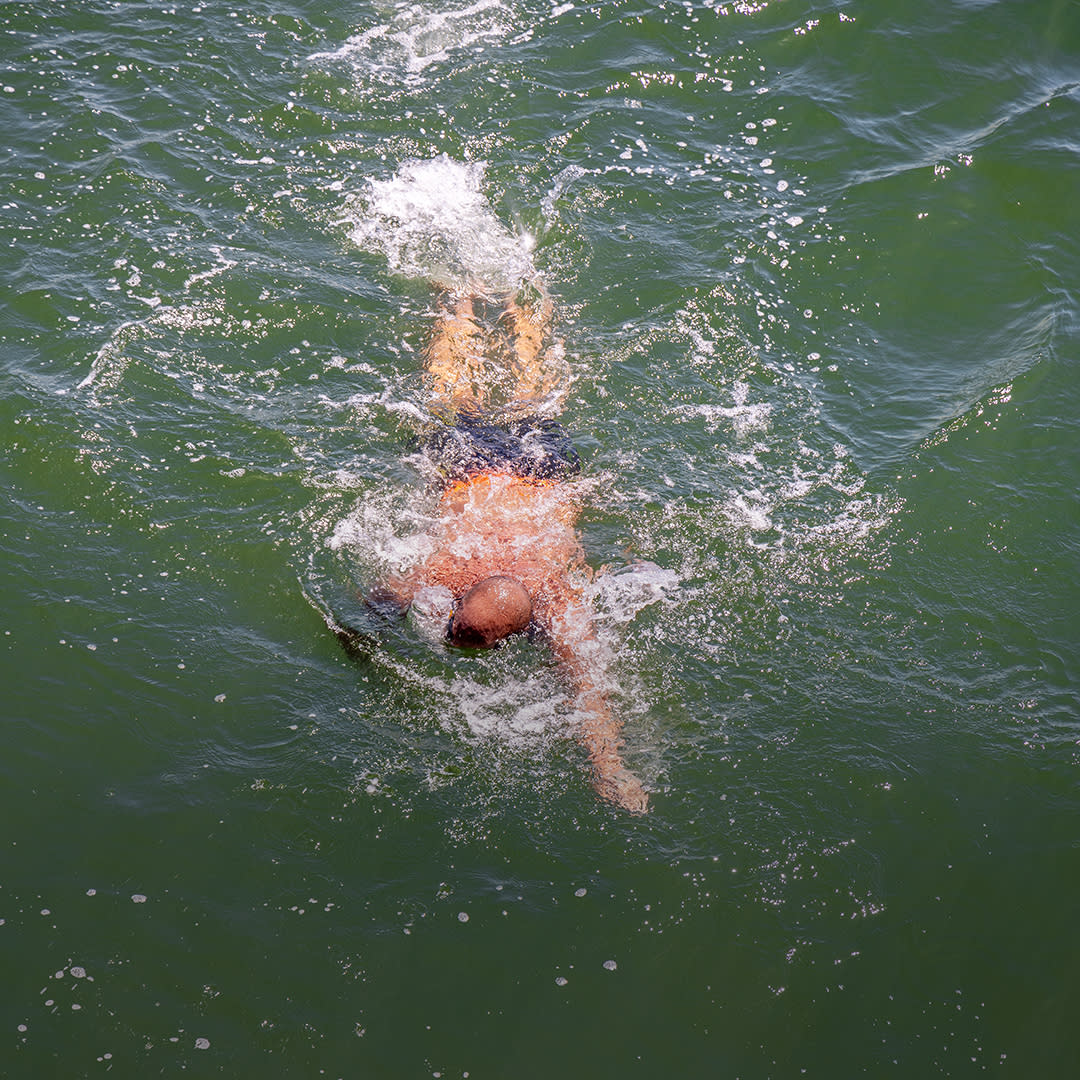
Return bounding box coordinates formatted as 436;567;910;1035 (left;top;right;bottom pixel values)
371;288;649;815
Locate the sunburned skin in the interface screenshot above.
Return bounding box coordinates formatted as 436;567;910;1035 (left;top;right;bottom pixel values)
424;475;581;607
380;471;648;813
374;290;650;814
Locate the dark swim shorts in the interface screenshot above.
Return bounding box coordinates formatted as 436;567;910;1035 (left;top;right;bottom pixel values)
421;414;581;483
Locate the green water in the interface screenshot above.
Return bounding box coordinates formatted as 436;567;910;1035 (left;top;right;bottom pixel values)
3;0;1080;1075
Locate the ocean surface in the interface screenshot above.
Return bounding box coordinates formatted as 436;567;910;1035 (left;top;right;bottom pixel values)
3;0;1079;1075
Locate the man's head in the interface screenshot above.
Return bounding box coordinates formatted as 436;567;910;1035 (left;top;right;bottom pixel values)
448;575;533;648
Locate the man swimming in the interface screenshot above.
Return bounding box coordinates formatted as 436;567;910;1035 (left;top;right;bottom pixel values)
372;288;649;814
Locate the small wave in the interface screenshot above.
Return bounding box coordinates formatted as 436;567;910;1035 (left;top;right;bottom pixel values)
310;0;515;83
77;246;242;396
540;164;590;229
76;301;231;399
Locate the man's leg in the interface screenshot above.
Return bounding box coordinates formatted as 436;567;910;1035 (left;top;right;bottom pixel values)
425;294;486;416
502;290;568;408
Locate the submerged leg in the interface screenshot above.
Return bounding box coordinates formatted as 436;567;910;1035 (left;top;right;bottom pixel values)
425;294;487;416
425;286;568;418
502;290;569;409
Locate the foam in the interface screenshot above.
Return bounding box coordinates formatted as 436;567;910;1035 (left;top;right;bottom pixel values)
679;395;773;440
343;155;538;293
450;670;569;740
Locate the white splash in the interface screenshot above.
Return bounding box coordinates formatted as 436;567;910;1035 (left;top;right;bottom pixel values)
310;0;515;82
589;561;679;625
451;671;569;739
344;155;538;293
410;583;454;642
327;489;436;575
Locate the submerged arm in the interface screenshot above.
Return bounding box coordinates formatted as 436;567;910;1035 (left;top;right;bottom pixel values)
541;584;649;814
367;566;420;616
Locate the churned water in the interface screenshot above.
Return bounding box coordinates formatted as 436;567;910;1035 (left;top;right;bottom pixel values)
3;0;1079;1076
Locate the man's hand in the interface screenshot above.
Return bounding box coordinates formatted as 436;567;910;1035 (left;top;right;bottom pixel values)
594;764;649;815
366;575;415;616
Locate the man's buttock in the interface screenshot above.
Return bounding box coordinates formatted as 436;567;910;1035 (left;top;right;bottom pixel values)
421;414;581;484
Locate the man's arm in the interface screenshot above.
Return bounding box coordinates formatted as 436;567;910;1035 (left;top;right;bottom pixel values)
542;589;649;814
366;568;419;616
